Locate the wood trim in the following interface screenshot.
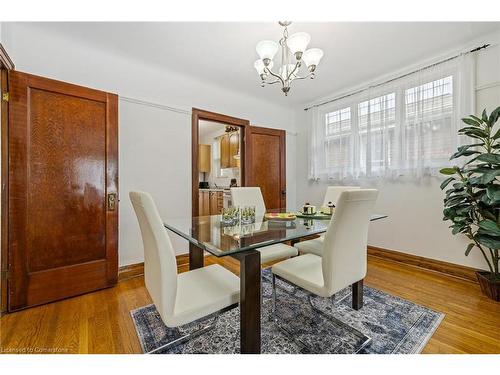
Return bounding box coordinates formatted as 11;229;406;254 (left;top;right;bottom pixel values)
0;68;9;314
191;108;249;218
367;245;479;283
0;43;14;70
105;93;119;285
117;254;191;281
117;262;144;281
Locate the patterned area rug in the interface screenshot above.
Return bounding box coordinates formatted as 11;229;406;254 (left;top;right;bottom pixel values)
131;269;444;354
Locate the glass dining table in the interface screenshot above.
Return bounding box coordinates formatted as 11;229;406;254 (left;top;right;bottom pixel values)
164;210;388;354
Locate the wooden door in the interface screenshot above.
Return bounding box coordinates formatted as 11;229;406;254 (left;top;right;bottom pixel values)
229;132;239;168
244;126;286;210
6;71;118;311
220;134;230;168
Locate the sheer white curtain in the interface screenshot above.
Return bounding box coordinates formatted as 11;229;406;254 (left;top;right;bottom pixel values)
308;54;475;181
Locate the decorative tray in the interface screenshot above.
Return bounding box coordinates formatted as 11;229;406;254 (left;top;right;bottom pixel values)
264;212;297;221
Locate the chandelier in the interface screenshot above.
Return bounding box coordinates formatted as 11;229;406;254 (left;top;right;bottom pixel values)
254;21;324;96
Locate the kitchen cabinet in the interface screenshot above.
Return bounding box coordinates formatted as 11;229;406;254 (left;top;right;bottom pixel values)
199;191;210;216
198;144;211;172
198;190;223;216
229;132;239;168
210;191;223;215
220;132;239;169
220;134;230;168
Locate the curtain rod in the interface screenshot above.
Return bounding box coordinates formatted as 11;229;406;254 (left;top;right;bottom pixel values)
303;43;491;111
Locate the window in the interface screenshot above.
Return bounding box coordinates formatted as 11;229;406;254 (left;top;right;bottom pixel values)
309;55;473;181
404;76;453;167
357;93;396;173
324;107;352;172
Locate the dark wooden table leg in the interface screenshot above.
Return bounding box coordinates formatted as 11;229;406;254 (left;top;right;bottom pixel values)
352;279;364;310
235;250;261;354
189;243;204;270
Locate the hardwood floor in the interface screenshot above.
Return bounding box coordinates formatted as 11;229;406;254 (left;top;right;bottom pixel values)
1;255;499;354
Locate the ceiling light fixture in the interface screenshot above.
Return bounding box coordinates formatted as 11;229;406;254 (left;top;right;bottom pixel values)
254;21;324;96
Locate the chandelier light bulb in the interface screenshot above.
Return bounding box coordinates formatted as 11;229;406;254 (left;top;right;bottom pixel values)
286;32;311;58
302;48;324;69
256;40;279;61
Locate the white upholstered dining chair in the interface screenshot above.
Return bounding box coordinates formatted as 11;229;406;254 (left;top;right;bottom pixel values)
271;189;378;352
294;185;360;256
230;187;297;264
129;191;240;354
322;185;360;206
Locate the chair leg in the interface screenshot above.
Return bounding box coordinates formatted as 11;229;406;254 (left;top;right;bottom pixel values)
271;274;277;322
146;302;238;354
352;279;364;310
147;317;218;354
273;275;371;354
307;295;371;354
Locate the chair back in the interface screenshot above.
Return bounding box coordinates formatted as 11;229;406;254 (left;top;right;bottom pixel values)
129;191;178;323
321;189;378;295
230;187;266;215
322;186;360;206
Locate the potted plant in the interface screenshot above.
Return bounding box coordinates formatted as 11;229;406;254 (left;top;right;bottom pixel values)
440;106;500;301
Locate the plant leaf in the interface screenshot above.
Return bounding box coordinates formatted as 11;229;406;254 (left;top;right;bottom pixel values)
470;115;484;124
488;106;500;126
486;185;500;204
462;117;481;127
475;234;500;249
480;169;500;184
478;219;500;236
493;127;500;140
482;109;488;123
465;243;475;256
476;153;500;164
440;167;458;175
440;177;455;190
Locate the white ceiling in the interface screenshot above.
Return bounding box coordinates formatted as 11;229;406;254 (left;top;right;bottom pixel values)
26;22;500;107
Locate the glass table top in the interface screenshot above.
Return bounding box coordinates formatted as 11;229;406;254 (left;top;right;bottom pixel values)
164;210;388;257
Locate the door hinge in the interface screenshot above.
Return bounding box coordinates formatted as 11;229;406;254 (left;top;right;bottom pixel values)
2;92;9;102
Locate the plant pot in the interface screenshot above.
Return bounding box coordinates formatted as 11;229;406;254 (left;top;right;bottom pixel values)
476;271;500;301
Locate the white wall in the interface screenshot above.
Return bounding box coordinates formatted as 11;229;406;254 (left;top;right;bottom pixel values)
1;23;296;266
295;43;500;270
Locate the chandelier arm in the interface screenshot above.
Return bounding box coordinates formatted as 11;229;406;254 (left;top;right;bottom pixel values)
265;67;285;86
285;61;301;82
264;79;282;85
290;72;314;82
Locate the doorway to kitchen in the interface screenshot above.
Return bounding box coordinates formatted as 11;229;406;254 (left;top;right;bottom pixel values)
191;108;249;218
